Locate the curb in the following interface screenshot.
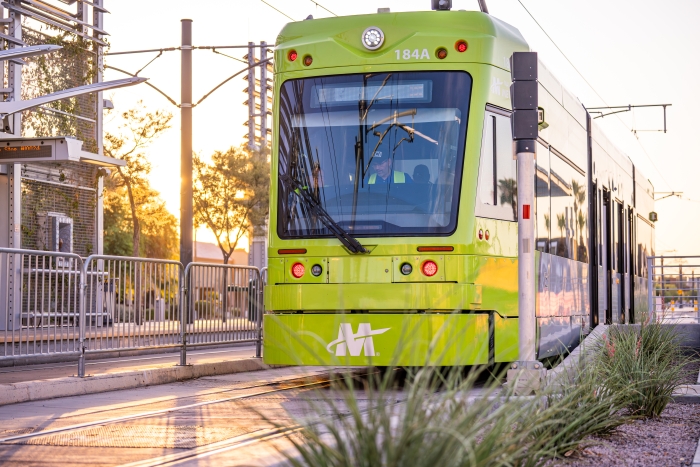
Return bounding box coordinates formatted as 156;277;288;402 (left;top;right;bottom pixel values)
0;357;270;407
672;385;700;404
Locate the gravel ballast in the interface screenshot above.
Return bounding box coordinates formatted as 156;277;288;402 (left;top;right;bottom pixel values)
550;403;700;466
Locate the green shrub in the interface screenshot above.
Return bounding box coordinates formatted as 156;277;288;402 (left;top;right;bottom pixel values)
276;317;693;466
594;318;694;418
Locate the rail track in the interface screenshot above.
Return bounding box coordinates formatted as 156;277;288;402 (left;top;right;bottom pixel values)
0;369;377;466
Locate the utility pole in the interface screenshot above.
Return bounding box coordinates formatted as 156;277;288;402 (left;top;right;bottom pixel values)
507;51;545;394
260;41;269;151
245;41;256;150
180;19;193;273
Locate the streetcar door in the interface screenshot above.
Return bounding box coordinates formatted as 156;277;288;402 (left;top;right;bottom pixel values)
617;202;627;323
610;200;622;324
628;208;635;322
598;190;614;324
597;188;606;326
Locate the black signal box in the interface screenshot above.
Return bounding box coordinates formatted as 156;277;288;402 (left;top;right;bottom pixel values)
510;51;538;140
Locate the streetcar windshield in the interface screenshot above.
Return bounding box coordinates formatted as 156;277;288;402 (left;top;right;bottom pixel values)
277;71;471;238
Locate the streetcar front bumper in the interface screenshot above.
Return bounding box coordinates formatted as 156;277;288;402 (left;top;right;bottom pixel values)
263;312;496;366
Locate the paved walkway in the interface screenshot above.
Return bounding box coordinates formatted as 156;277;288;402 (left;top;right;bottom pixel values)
0;345;257;385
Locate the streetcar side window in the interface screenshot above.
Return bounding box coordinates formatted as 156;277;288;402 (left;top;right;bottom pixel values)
535;141;550;253
549;150;588;262
476;110;516;221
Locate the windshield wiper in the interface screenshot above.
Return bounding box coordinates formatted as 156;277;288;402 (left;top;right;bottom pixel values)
280;173;367;254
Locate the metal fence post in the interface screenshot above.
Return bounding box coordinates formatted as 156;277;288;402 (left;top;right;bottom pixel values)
78;258;87;377
179;263;188;366
255;269;263;358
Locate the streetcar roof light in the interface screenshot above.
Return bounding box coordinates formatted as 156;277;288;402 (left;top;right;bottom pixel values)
279;248;307;254
417;246;454;252
288;50;298;61
456;40;468;52
362;26;385;50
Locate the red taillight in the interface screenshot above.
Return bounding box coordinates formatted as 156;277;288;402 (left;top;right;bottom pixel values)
422;260;438;277
288;50;298;61
456;40;468;53
478;229;484;240
291;262;305;278
303;55;313;66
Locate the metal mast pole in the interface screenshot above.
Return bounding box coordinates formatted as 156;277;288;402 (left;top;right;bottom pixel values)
507;51;544;394
517;140;536;362
180;19;193;269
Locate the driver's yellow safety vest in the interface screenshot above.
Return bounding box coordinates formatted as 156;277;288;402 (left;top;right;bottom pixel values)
368;171;406;184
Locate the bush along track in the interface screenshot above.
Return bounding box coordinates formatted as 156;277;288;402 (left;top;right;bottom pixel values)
277;318;696;466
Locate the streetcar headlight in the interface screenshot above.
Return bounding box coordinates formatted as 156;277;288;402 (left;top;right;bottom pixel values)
362;26;384;50
311;264;323;276
400;263;413;275
291;262;305;278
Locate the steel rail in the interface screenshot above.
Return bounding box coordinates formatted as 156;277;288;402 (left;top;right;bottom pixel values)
118;426;303;467
0;372;347;443
125;369;404;467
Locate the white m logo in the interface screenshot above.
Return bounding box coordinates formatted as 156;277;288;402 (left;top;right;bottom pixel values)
326;323;390;357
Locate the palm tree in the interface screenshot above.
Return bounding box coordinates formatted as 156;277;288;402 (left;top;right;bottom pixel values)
498;178;517;220
557;213;566;257
577;210;587;262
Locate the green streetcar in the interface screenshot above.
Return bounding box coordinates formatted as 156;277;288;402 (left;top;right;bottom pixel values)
263;5;655;366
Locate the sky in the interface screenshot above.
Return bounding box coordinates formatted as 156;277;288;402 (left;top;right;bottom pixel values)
103;0;700;256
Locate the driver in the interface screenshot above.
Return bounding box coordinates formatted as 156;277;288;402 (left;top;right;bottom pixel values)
368;150;413;185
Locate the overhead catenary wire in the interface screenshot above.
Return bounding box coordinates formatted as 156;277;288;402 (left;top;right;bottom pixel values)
309;0;338;16
260;0;296;21
515;0;673;191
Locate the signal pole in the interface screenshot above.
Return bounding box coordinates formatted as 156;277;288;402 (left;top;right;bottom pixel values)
180;19;193;270
507;51;546;394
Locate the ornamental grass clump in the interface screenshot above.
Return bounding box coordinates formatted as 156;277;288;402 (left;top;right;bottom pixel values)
282;365;534;467
522;364;632;465
594;317;694;418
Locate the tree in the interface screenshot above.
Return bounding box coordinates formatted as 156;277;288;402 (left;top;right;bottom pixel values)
498;178;517;220
193;146;270;264
103;181;179;259
103;102;172;257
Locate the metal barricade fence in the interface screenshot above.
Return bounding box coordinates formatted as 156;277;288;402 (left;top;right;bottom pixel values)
0;248;84;360
647;255;700;322
0;247;265;375
181;262;263;365
78;255;185;376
